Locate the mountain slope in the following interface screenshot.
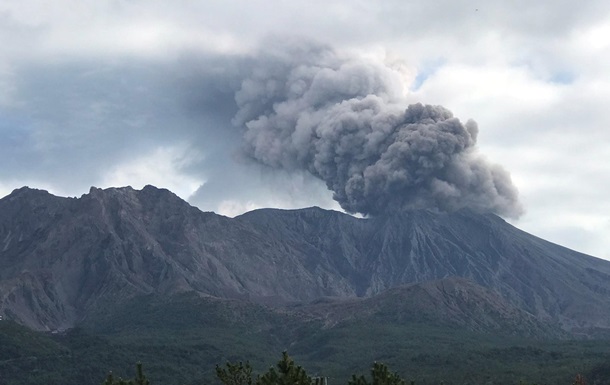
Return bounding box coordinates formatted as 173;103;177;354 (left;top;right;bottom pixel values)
294;277;564;338
0;186;358;330
1;185;610;333
237;207;610;330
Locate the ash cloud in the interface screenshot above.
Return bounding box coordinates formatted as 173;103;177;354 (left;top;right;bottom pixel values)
233;42;523;218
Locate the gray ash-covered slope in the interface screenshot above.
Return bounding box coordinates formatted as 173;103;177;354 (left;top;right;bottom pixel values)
1;185;610;333
238;207;610;330
292;277;564;338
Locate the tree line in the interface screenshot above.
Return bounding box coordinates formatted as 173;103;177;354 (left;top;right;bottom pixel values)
102;351;594;385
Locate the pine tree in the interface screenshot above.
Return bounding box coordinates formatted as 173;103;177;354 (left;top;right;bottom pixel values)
103;371;130;385
102;362;149;385
256;351;312;385
216;360;254;385
348;362;406;385
133;362;150;385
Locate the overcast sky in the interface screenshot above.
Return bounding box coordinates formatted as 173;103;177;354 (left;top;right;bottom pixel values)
0;0;609;260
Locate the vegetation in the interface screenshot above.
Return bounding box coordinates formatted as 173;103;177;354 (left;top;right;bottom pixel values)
104;352;606;385
215;361;253;385
348;362;406;385
103;362;149;385
2;294;610;385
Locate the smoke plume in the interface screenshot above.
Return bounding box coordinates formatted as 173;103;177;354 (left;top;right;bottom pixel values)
233;42;522;218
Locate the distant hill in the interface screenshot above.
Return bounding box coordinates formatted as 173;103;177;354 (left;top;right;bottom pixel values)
1;185;610;335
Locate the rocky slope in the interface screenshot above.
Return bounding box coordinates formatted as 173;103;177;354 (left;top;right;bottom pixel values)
1;185;610;333
237;207;610;330
294;277;564;338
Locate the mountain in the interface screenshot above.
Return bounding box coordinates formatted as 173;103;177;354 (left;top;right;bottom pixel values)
1;185;610;334
236;206;610;331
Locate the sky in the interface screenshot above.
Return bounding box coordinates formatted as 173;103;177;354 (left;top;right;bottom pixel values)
0;0;609;260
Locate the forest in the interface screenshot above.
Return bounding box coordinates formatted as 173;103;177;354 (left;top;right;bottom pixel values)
103;352;608;385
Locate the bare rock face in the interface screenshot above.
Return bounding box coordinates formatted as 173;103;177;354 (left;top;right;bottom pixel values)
1;185;610;333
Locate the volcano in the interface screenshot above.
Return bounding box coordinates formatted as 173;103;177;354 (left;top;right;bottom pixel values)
1;185;609;334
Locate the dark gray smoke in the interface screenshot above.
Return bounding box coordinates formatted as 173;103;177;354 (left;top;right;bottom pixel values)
233;42;523;218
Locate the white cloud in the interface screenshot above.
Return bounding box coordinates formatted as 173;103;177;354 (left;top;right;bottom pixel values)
217;200;263;218
99;144;204;202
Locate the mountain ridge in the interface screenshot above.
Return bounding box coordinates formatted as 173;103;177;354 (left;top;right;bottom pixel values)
1;185;610;334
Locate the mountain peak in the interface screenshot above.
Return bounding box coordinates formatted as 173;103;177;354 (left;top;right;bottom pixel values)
5;186;53;200
86;185;183;200
0;186;69;215
87;185;136;197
